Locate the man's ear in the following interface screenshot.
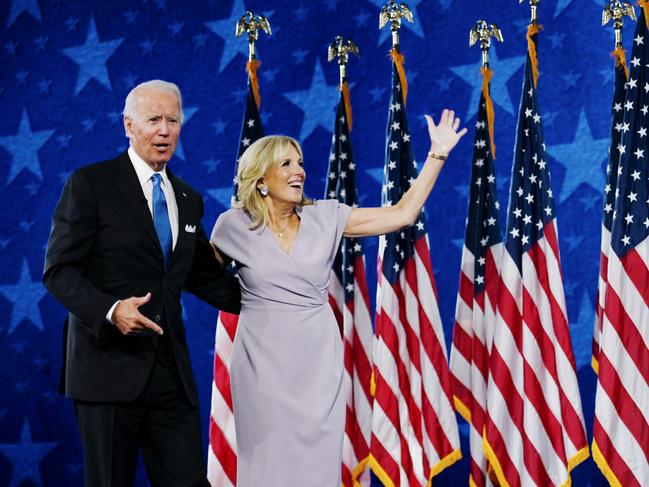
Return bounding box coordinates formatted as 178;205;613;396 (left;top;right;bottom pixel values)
123;116;132;139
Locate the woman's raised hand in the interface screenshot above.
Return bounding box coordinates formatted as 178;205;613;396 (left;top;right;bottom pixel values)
424;109;468;156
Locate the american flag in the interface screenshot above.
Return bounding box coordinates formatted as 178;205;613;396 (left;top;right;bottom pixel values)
449;67;504;487
368;51;461;486
483;25;588;486
324;82;373;487
593;47;628;373
592;7;649;485
207;60;264;487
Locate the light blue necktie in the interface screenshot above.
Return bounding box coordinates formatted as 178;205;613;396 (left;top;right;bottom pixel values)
151;173;172;267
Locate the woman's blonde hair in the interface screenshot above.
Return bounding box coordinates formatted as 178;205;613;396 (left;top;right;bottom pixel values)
235;135;312;229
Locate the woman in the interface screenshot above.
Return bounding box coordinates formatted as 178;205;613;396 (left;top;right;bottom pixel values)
210;109;466;486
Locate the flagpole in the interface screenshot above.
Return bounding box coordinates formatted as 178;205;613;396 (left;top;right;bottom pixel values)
448;20;504;487
370;3;462;485
592;3;649;484
235;11;271;110
469;20;503;69
520;0;541;25
327;36;359;90
380;1;413;105
483;2;590;486
469;20;501;159
328;36;359;132
593;2;636;374
325;35;373;487
520;0;542;88
235;10;271;62
602;1;636;49
379;1;414;52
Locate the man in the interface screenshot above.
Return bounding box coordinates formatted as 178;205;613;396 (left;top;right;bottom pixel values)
43;80;240;486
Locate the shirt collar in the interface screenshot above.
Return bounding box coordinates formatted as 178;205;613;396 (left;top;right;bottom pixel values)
128;146;169;186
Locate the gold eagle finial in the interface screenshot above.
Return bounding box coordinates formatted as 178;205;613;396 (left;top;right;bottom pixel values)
379;1;414;48
469;20;503;67
327;36;360;87
602;1;636;47
235;11;271;60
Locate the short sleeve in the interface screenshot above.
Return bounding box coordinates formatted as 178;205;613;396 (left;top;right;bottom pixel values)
312;199;352;253
334;201;352;247
210;210;238;262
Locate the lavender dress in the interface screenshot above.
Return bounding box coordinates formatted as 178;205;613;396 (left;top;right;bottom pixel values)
210;199;352;486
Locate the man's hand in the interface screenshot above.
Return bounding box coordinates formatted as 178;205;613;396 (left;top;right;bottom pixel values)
111;293;164;335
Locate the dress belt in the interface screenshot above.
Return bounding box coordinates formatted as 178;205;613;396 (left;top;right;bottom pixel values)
241;299;328;311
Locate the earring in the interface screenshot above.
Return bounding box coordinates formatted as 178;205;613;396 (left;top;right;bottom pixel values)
258;185;269;197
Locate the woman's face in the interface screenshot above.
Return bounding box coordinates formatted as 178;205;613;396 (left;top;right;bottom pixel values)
260;144;306;206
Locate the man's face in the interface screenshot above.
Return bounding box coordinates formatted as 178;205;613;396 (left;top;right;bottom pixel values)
124;87;181;171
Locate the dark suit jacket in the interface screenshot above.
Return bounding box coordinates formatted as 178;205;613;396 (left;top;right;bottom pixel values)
43;151;240;406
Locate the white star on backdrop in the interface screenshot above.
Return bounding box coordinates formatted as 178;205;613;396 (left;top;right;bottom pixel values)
546;109;608;203
6;0;41;27
205;0;251;73
284;60;338;141
450;46;525;120
174;107;199;161
0;109;54;185
0;420;57;487
0;259;47;333
62;18;123;95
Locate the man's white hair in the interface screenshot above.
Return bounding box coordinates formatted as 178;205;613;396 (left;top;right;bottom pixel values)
123;80;184;124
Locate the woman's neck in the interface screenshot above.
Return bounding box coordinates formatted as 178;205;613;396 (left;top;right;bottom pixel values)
267;201;296;226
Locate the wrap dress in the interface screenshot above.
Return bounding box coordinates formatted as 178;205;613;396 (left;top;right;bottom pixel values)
210;199;352;486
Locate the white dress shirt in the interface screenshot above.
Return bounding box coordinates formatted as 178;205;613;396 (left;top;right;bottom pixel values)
127;146;179;249
106;147;180;322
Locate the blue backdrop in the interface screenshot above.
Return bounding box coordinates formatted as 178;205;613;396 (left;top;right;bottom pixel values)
0;0;623;485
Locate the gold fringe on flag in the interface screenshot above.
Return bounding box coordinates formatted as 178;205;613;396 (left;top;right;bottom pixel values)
342;81;353;132
481;66;496;159
526;23;541;88
641;0;649;28
390;49;408;105
611;46;630;80
246;59;261;109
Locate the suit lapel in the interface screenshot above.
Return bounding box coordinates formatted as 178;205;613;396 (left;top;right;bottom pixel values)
167;169;190;268
111;152;162;253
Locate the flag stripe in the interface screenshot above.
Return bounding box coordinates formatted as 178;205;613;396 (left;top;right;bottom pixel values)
594;379;647;485
213;352;234;410
620;246;649;308
597;348;649;465
524;239;588;449
489;324;556;486
484;347;526;486
593;418;640;487
208;416;237;485
385;266;458;460
602;283;649;406
605;248;649;384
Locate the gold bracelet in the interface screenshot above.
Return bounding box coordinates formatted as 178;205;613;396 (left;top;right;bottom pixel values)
427;151;448;161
